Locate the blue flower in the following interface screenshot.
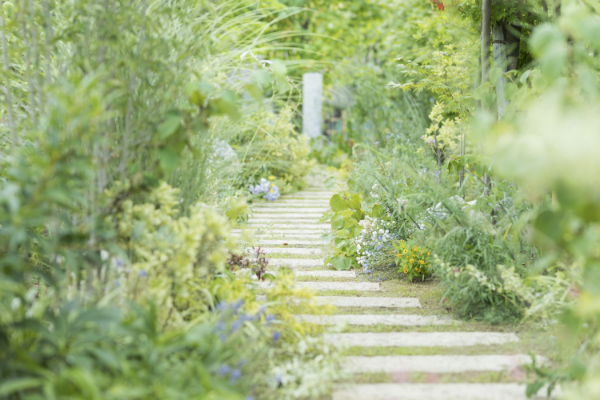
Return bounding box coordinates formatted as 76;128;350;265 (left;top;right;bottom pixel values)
218;333;226;342
216;321;226;331
114;258;124;267
138;269;147;278
217;301;228;311
266;314;275;324
272;331;281;342
231;320;242;333
218;365;231;376
230;369;242;383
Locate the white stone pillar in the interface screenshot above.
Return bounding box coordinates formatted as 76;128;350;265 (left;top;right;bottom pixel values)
302;73;323;138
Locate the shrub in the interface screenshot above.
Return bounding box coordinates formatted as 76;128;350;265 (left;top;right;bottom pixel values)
394;240;432;282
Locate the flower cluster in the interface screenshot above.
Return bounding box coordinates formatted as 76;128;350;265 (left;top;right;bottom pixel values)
355;215;398;280
370;184;380;198
393;240;431;282
421;102;460;151
248;177;280;201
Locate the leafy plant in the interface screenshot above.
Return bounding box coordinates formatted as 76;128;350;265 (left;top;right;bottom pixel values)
394;240;432;282
323;191;364;270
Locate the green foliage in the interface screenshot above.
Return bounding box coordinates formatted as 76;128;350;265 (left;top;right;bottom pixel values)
394;240;432;282
324;191;364;270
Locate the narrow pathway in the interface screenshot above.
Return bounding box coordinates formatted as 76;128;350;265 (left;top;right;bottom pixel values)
236;170;558;400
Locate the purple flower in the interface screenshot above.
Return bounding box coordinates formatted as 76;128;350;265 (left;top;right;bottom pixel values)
272;331;281;342
218;365;231;376
114;258;124;267
374;141;379;145
231;320;242;333
230;369;242;383
265;314;275;324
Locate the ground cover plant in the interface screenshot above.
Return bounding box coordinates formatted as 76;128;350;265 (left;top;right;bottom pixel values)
0;1;335;399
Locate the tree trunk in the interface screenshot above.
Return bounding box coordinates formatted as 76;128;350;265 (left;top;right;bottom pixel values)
481;0;492;88
492;23;508;119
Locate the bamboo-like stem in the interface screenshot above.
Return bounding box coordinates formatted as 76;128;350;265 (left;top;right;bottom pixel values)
20;0;37;126
42;0;53;85
120;0;148;180
0;0;17;150
29;0;44;115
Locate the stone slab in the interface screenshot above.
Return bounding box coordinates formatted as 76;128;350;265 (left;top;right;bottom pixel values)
250;218;324;224
251;207;329;213
266;258;325;268
255;239;328;246
256;282;379;291
296;270;356;278
233;233;326;240
316;297;421;308
342;354;538;373
332;384;561;400
324;332;519;348
246;224;328;230
298;314;453;326
245;247;323;256
250;214;325;220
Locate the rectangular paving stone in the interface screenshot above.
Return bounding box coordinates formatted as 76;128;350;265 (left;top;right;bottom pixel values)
316;297;421;308
245;247;324;256
332;383;561;400
324;332;519;348
296;270;356;278
256;281;379;291
342;354;538;373
250;217;324;223
298;314;453;326
256;239;328;246
247;224;329;230
250;213;325;219
236;233;326;240
251;207;329;213
266;258;325;268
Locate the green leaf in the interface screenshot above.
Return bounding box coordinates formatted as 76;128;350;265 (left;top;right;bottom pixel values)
212;90;240;121
532;74;547;92
519;70;531;84
330;194;347;212
489;67;503;85
473;82;491;100
324;176;336;190
186;81;215;105
252;70;271;88
504;82;517;100
331;214;345;230
158;112;183;140
0;378;43;396
329;257;353;270
335;229;351;238
159;146;179;172
245;83;263;101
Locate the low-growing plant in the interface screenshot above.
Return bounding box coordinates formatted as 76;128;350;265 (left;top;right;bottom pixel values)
394;240;432;282
323;191;364;270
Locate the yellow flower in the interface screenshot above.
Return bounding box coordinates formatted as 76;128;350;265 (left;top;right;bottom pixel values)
268;176;276;180
400;239;405;242
419;260;424;264
269;189;274;193
410;258;414;263
403;249;408;254
402;244;406;248
404;269;408;274
414;246;419;251
415;267;420;272
428;251;430;255
397;254;402;257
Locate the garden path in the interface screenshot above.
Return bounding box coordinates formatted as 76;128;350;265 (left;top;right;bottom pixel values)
241;169;558;400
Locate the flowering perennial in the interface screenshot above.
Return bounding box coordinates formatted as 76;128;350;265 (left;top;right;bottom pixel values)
249;178;280;201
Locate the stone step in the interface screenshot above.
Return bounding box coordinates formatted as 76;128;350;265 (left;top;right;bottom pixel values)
255;201;330;207
332;383;561;400
245;224;329;230
251;207;329;213
245;247;324;256
249;218;324;224
263;270;355;278
342;354;538;374
265;258;325;268
254;239;328;246
316;296;421;308
232;233;326;240
250;213;325;219
256;281;380;291
296;270;355;278
298;314;453;326
324;332;519;347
